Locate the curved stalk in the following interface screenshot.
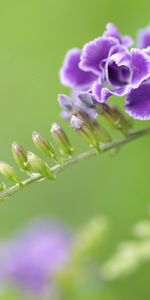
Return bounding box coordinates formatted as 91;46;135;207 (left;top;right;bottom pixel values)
0;126;150;201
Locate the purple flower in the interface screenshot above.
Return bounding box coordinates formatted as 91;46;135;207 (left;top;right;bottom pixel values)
59;48;97;89
0;220;71;295
59;23;133;90
105;48;132;87
79;37;119;76
59;23;150;120
137;25;150;49
92;48;150;119
103;23;133;47
79;23;133;77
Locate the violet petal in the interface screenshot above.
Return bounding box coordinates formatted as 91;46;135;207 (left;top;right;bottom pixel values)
125;80;150;120
60;48;97;88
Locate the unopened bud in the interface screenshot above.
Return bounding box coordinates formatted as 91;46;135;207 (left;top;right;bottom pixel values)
70;115;100;150
97;103;119;129
70;115;83;129
58;94;73;111
32;131;56;159
111;106;132;133
27;152;54;179
75;113;111;144
98;103;130;135
93;121;112;143
51;123;73;156
78;92;95;108
0;161;20;183
12;143;29;171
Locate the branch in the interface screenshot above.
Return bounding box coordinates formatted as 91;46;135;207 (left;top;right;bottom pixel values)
0;126;150;201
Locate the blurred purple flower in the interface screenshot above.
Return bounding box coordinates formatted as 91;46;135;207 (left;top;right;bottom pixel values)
137;25;150;49
103;23;133;47
0;219;72;295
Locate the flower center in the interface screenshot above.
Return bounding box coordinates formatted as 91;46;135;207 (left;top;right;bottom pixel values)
108;62;131;86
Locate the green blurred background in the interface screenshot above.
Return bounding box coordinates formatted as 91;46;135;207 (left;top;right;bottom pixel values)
0;0;150;299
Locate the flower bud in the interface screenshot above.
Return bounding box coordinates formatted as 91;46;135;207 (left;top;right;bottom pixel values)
78;92;95;108
76;112;112;148
27;152;54;179
58;94;73;111
111;106;132;132
50;123;73;156
32;131;56;159
0;161;20;183
97;103;130;135
75;112;111;143
97;103;119;129
70;115;100;150
11;143;29;171
70;115;83;129
92;121;112;143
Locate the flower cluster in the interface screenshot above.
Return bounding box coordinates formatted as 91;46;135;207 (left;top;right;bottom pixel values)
59;23;150;120
0;24;150;202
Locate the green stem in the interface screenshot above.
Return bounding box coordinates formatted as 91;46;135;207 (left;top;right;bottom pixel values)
0;126;150;201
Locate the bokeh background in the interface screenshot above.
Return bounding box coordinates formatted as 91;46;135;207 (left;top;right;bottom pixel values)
0;0;150;299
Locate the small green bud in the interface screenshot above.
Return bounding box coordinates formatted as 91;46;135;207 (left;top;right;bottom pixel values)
51;123;73;156
111;106;132;134
32;131;56;159
70;115;100;150
92;121;112;143
27;152;54;179
75;111;110;144
97;103;131;135
0;161;20;183
97;103;119;129
11;143;29;171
